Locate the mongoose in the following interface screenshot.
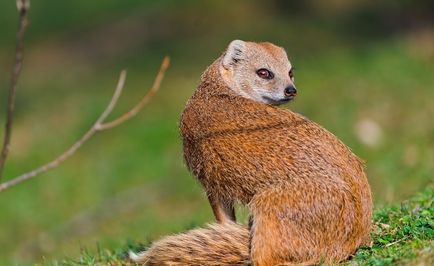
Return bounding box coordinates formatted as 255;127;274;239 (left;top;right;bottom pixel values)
131;40;373;265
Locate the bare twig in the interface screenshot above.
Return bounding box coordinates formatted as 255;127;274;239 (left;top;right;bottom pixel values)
0;70;126;192
384;237;407;247
0;57;170;192
0;0;30;180
97;56;170;130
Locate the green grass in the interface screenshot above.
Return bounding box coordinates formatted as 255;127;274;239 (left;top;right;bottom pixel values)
42;186;433;266
348;186;434;266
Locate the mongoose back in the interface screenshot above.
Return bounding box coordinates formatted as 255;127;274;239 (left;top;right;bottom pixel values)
131;40;372;265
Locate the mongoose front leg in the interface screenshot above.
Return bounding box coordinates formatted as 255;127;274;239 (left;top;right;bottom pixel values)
207;194;236;223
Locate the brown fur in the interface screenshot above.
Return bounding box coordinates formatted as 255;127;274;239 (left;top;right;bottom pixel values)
130;222;250;265
132;41;372;265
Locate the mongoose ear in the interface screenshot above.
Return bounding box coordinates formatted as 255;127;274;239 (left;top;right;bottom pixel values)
222;40;246;69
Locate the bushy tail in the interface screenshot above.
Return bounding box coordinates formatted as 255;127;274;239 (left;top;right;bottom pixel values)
130;222;250;265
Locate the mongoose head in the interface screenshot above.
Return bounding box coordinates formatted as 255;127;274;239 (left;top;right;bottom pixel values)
220;40;296;105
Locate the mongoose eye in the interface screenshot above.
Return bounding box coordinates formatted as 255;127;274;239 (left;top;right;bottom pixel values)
256;68;274;80
289;68;295;80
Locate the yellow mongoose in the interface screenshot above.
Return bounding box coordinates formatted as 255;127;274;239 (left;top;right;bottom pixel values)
131;40;373;265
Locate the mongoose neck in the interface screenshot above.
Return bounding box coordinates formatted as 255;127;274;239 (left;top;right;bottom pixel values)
198;56;239;98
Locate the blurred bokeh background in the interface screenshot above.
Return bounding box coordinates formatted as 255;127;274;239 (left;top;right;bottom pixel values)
0;0;433;264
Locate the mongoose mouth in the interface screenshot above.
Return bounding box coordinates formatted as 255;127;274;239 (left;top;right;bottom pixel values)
262;96;294;105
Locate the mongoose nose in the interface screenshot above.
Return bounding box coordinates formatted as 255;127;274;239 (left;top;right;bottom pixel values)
284;86;297;97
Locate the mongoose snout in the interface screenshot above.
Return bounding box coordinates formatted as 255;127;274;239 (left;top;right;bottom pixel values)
284;85;297;98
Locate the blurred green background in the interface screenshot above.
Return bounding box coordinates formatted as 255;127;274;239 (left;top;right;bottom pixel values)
0;0;433;264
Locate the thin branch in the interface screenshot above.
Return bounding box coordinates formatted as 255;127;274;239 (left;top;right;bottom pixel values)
0;57;169;192
97;56;170;130
384;237;407;247
0;70;126;192
0;0;30;180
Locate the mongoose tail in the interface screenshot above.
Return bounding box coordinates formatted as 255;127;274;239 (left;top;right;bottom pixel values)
130;222;250;265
